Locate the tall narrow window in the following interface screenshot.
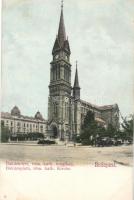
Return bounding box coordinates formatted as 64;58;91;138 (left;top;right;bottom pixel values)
56;104;58;117
56;66;58;79
67;103;69;121
54;68;55;80
58;65;60;79
56;66;57;80
64;68;65;80
65;102;67;118
52;68;54;80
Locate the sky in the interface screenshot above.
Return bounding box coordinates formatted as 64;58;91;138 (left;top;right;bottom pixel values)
2;0;134;119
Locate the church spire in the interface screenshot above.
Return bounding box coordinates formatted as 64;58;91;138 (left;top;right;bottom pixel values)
52;1;70;55
74;61;80;88
58;0;66;47
73;61;80;100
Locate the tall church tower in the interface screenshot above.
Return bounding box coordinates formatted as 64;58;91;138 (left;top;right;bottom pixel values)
48;3;72;140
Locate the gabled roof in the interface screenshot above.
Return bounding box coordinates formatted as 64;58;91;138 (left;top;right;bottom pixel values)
80;100;100;110
64;39;71;53
80;100;117;112
99;105;114;111
52;37;61;53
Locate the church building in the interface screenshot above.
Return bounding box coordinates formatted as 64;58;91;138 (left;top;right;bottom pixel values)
47;4;119;140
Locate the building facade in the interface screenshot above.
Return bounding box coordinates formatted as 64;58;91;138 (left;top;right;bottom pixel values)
1;106;47;135
47;5;119;140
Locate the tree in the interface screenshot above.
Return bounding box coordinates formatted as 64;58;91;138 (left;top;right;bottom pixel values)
80;110;101;145
105;123;117;137
27;132;44;140
121;115;133;139
82;110;95;129
1;121;10;142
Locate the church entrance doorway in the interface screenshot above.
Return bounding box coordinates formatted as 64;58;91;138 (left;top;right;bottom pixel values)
51;125;58;138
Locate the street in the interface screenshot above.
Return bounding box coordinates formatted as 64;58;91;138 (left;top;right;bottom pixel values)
0;143;133;166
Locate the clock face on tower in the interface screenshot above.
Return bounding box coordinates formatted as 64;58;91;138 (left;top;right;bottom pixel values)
52;96;59;103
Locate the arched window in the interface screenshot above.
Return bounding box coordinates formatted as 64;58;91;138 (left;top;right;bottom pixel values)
53;67;56;80
52;68;54;80
53;102;58;117
64;67;66;80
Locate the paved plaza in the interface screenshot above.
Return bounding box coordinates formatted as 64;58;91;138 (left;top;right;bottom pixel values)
0;143;133;166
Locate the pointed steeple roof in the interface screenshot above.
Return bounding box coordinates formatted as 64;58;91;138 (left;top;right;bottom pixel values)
74;61;80;88
58;3;66;47
64;38;71;53
52;36;61;54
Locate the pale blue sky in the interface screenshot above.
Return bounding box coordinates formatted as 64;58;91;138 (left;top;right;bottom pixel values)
2;0;134;119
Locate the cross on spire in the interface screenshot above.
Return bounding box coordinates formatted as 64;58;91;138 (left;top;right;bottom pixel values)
61;0;64;9
76;60;78;67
